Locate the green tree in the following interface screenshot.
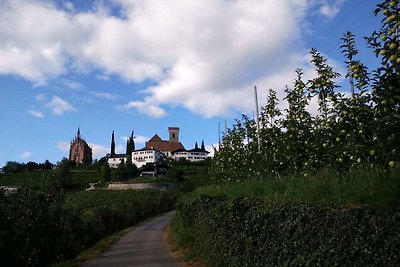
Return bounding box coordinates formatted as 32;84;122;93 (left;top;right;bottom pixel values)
101;162;111;182
2;161;25;174
55;158;72;189
112;161;128;181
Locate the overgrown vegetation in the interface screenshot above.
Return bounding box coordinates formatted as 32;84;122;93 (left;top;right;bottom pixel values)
0;189;176;266
0;147;211;266
211;1;400;181
172;1;400;265
178;195;400;266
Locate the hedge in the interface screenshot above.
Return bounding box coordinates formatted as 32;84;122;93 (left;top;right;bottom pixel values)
0;189;176;266
178;194;400;266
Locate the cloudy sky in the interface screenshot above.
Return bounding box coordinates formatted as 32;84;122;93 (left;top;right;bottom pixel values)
0;0;381;166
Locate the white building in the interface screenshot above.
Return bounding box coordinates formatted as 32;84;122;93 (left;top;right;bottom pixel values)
132;149;166;168
107;154;126;168
106;127;209;169
171;142;209;162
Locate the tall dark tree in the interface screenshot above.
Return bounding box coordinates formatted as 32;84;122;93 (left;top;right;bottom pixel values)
125;138;130;156
55;158;72;189
126;131;135;157
101;161;111;182
110;131;116;156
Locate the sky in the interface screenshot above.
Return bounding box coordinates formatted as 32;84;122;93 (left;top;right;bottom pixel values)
0;0;383;167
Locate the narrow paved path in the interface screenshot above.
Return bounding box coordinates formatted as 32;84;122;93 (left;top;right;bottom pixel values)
82;211;178;267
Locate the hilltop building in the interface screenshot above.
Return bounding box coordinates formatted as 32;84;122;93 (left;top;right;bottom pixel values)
106;127;209;169
145;127;185;157
172;141;209;162
69;128;92;164
107;131;136;168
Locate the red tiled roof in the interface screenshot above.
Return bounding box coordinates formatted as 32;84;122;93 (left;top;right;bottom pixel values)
145;140;185;152
148;134;163;142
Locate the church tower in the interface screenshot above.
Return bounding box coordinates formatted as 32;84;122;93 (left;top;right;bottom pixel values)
69;128;92;164
168;127;179;142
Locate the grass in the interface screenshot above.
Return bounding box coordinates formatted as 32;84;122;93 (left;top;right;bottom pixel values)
128;177;177;183
188;168;400;207
170;211;193;247
169;212;205;266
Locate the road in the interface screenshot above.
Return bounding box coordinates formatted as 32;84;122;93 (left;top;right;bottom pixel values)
82;211;178;267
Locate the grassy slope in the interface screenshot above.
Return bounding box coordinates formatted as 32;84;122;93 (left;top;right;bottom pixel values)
190;168;400;207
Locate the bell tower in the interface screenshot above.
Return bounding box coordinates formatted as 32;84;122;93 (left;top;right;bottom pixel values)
168;127;179;142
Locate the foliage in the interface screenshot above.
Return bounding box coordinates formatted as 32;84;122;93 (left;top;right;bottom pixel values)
177;194;400;266
55;158;72;189
0;189;176;266
211;0;400;182
112;161;128;181
173;2;400;266
101;162;111;182
2;160;54;174
189;169;400;208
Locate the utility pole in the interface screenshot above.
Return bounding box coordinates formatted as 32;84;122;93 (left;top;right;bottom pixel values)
218;122;221;147
254;86;261;153
224;120;227;138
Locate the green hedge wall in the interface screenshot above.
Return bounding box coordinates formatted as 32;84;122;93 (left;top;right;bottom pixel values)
0;189;176;266
178;194;400;266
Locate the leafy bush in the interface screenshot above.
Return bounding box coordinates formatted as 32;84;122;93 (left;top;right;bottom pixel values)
178;194;400;266
211;0;400;183
0;189;176;266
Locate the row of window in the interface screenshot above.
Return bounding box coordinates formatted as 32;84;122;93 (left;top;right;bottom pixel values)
134;151;154;155
133;156;154;160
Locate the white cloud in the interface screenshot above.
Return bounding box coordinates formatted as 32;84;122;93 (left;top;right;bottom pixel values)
88;143;110;159
205;144;219;158
134;135;149;144
95;74;111;81
316;0;346;18
45;96;77;115
57;141;70;153
115;144;125;154
91;92;119;100
19;151;32;159
59;79;84;90
118;100;167;118
120;135;149;145
0;0;347;117
36;93;47;102
28;109;45;118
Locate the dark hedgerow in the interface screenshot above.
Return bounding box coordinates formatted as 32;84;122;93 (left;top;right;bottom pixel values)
178;195;400;267
0;189;176;266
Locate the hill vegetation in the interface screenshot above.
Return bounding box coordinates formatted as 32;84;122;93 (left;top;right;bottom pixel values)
0;157;198;266
172;1;400;266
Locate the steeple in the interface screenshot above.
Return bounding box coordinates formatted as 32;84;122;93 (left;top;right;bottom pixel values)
195;142;199;149
111;131;115;155
201;140;205;151
77;127;81;139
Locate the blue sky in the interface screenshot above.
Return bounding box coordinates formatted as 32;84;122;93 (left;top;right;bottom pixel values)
0;0;382;167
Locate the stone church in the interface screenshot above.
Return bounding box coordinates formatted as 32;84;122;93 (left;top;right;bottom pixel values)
69;128;93;164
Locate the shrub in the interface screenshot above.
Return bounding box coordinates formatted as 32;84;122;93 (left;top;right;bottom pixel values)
178;194;400;266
